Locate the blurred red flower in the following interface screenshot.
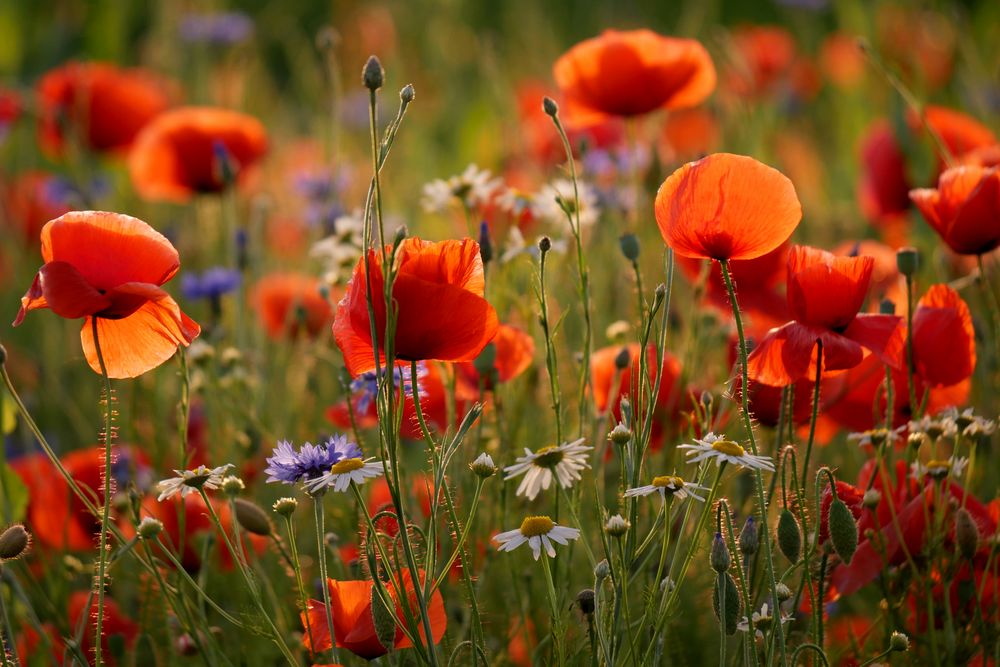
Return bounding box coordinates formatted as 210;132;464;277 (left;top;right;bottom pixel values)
857;120;911;241
252;273;334;340
659;107;720;163
1;170;71;242
554;29;716;117
724;26;796;98
455;323;535;396
910;165;1000;256
17;591;139;666
13;211;200;378
919;107;997;162
911;284;976;386
515;82;623;164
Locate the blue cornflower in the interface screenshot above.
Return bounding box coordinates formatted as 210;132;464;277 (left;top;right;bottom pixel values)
349;363;427;413
181;267;242;301
264;435;362;485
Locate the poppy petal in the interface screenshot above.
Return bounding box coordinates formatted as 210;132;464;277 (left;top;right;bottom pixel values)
911;284;976;386
747;322;818;386
841;314;905;369
786;246;874;329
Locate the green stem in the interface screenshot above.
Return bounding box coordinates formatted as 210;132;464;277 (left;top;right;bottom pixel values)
0;565;16;667
90;317;114;667
282;515;315;655
537;244;563;442
801;340;823;488
312;496;338;664
540;553;565;667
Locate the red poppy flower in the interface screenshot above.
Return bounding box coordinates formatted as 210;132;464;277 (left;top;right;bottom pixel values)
333;238;498;377
747;245;905;387
553;29;716;117
724;26;796;98
0;87;20;130
301;569;447;660
36;61;172;157
13;211;200;378
911;284;976;386
515;82;624;164
832;240;904;308
909;166;1000;256
251;273;334;339
455;323;535;396
920;106;997;161
17;591;139;666
857;120;911;232
1;170;71;242
128;106;268;202
959;144;1000;169
655;153;801;261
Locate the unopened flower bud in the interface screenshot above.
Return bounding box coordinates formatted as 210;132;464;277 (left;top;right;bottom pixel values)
609;423;631;445
469;452;497;479
955;507;980;559
605;320;630;342
234;498;272;536
777;509;802;564
595;559;610;581
896;247;919;277
710;532;730;573
478;221;492;265
221;475;245;496
619;234;640;261
862;489;881;509
538;236;551;253
576;588;595;615
273;497;298;517
775;582;793;602
879;299;896;315
542;96;558;117
828;498;859;565
739;516;759;556
660;577;675;593
0;524;30;560
370;586;396;651
713;572;740;635
890;631;910;652
400;84;415;104
614;346;632;370
136;517;164;541
176;633;199;656
393;225;408;247
362;55;384;90
605;514;630;538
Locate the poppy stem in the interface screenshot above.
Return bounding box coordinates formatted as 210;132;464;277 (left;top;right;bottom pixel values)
801;340;823;488
281;514;316;656
718;259;789;666
0;564;17;667
537;242;564;443
311;495;338;664
90;317;114;667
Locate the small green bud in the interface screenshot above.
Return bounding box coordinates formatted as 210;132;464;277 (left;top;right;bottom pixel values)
862;489;881;509
828;498;859;565
221;475;245;496
272;497;298;517
712;572;740;635
362;55;384;91
595;559;610;581
576;588;595;615
136;517;163;541
777;509;802;564
542;97;558;117
400;84;415;104
538;236;552;253
890;631;910;652
469;452;497;479
234;498;272;536
619;234;640;261
608;423;631;445
775;582;793;602
955;507;980;559
0;524;30;560
614;346;631;370
710;532;730;573
896;247;919;277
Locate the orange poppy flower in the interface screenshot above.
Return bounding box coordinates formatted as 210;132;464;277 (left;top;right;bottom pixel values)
128;106;268;202
1;170;71;242
553;29;716;117
919;106;997;161
13;211;200;378
455;323;535;395
301;569;446;660
909;166;1000;256
36;61;172;157
724;26;796;98
333;238;498;377
819;32;866;90
911;284;976;387
655;153;801;261
747;245;905;387
251;273;334;339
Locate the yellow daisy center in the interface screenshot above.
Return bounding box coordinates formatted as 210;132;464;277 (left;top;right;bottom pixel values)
533;446;565;468
330;457;365;475
519;515;555;537
926;459;951;471
651;475;684;491
711;440;746;457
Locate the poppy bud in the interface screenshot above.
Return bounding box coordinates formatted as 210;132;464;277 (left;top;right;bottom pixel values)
712;572;740;635
614;346;632;370
619;233;640;261
176;633;199;656
955;507;979;559
739;516;759;556
879;299;896;315
370;585;397;651
0;524;30;560
136;517;164;541
605;514;630;538
595;559;610;581
234;498;272;536
890;631;909;652
776;509;801;563
272;497;298;517
700;390;713;410
400;84;415;104
542;96;559;117
478;221;493;265
315;26;339;51
863;489;881;509
896;247;919;277
710;532;730;572
828;498;858;564
609;423;631;445
538;236;552;253
576;588;596;615
362;55;384;91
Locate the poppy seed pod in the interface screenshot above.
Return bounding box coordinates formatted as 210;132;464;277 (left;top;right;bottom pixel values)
576;588;596;615
955;507;980;559
363;55;384;91
776;509;802;564
896;247;919;277
712;572;740;635
234;498;272;536
710;532;730;572
828;498;858;564
619;233;641;261
0;524;30;560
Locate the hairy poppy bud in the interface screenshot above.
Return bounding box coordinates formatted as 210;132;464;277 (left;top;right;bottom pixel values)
890;631;910;652
576;588;595;615
0;524;30;560
713;572;740;635
400;83;415;104
955;507;980;559
739;516;759;556
370;585;397;651
595;559;610;581
362;55;384;90
234;498;272;536
710;532;730;573
542;96;559;117
828;498;858;564
614;346;631;370
896;247;919;277
538;236;552;253
776;509;801;564
619;233;640;261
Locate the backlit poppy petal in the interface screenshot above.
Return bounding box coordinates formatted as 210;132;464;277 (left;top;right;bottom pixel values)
911;284;975;386
840;314;905;369
748;322;866;387
922;106;997;160
654;153;801;261
80;293;200;378
909;166;1000;255
786;246;874;329
29;261;112;320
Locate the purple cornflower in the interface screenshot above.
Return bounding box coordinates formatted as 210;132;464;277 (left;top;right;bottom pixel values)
350;363;427;413
264;435;362;485
293;168;350;233
43;175;109;208
181;267;242;301
179;12;254;45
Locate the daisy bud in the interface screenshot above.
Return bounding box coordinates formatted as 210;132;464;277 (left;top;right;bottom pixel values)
595;559;610;581
400;83;415;104
828;498;859;565
712;572;740;635
619;233;640;261
614;346;631;370
907;432;925;449
542;96;559;117
738;516;759;556
775;582;793;602
955;507;980;559
654;283;667;302
896;247;919;278
605;514;630;538
370;586;397;651
362;55;384;91
0;524;30;560
710;532;730;573
272;497;298;517
136;517;164;541
538;236;552;253
890;631;910;652
469;452;497;479
660;577;675;593
221;475;245;496
576;588;596;615
776;509;802;564
609;423;631;445
606;320;630;342
862;489;881;509
234;498;272;536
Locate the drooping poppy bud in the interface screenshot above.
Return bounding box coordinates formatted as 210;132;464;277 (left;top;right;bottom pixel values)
776;509;802;564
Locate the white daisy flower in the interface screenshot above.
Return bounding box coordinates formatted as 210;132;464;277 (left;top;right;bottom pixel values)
910;456;969;482
737;602;793;638
943;407;997;439
421;164;502;213
310;209;365;285
503;438;592;501
847;426;906;449
303;456;385;494
156;464;234;502
536;178;600;230
678;433;774;472
495;187;540;222
624;474;710;502
908;413;958;440
498;227;568;264
493;515;580;560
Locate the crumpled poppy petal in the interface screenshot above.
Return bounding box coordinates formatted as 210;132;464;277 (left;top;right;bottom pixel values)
841;314;905;369
747;322;819;386
786;246;873;329
29;261;114;320
80;292;200;378
655;153;801;261
912;284;975;386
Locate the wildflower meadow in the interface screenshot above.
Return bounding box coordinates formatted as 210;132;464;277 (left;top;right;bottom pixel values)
2;1;1000;665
